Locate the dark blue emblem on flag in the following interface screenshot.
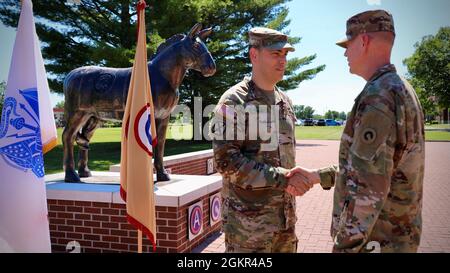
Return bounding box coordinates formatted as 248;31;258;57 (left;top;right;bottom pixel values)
0;87;44;178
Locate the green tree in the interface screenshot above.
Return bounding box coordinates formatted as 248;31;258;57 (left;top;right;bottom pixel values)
332;111;339;119
0;0;325;113
403;27;450;123
293;105;317;119
0;81;5;111
324;110;339;120
338;111;347;120
293;105;305;119
304;106;315;118
408;77;439;122
312;114;323;120
55;100;65;109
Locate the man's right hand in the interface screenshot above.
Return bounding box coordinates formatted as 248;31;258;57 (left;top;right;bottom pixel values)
285;166;320;196
287;166;321;185
285;172;313;196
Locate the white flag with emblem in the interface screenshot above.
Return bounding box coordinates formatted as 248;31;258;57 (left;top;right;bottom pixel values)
0;0;57;253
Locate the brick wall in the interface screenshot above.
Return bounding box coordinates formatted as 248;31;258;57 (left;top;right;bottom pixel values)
108;150;217;176
48;190;222;253
165;157;212;176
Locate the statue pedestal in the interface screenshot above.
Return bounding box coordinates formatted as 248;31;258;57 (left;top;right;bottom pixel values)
46;171;222;253
109;149;216;176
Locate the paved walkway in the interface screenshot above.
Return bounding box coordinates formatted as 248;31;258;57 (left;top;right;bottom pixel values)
193;140;450;253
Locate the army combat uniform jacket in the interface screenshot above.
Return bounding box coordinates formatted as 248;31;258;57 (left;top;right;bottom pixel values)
319;64;425;252
210;77;297;250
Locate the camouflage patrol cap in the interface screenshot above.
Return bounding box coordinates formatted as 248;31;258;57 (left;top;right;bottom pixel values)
248;27;295;52
336;10;395;48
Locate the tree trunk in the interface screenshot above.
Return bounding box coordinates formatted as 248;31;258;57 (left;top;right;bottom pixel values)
443;108;449;124
120;0;132;49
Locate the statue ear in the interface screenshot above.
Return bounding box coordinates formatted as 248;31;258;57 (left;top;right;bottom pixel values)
198;27;212;40
188;23;203;39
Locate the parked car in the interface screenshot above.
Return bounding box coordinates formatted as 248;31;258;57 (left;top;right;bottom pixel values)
317;119;326;126
325;119;340;126
304;118;314;126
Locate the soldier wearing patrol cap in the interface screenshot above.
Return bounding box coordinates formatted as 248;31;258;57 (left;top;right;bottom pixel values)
248;27;295;51
209;27;309;253
335;9;396;48
286;10;425;252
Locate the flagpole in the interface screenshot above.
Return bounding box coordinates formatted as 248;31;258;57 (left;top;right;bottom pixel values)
138;230;143;253
137;0;145;254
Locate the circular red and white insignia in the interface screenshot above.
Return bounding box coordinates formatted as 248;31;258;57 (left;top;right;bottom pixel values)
134;104;155;156
189;205;203;235
211;196;221;222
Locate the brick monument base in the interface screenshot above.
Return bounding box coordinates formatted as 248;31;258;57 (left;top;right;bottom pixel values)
109;149;216;176
45;171;222;253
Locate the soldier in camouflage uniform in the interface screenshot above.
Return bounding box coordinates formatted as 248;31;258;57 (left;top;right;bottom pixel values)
209;27;303;253
287;10;425;253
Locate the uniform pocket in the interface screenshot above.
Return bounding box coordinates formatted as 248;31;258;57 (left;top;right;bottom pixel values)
337;199;350;232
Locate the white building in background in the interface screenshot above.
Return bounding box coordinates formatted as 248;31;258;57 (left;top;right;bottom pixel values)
53;108;64;127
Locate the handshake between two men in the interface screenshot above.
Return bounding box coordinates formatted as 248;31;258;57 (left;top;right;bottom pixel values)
285;166;321;197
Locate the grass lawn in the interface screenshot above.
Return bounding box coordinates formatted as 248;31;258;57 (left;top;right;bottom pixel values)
295;126;450;141
44;127;210;174
425;131;450;141
425;124;450;129
44;124;449;174
295;126;343;140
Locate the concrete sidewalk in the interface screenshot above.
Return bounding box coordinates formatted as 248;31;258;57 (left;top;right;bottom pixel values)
193;140;450;253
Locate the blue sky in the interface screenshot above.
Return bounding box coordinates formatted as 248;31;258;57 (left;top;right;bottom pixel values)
0;0;449;114
286;0;450;114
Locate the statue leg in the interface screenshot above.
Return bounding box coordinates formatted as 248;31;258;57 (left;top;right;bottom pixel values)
63;111;91;182
77;116;100;178
155;117;170;182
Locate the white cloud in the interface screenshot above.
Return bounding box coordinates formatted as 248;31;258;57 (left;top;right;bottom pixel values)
367;0;381;5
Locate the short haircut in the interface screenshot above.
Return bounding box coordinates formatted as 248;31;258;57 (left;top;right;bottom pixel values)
248;46;261;63
367;31;395;46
